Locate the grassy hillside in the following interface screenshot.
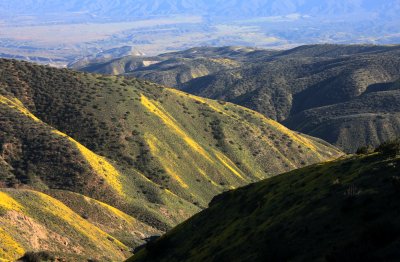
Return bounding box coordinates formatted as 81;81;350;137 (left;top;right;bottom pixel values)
78;44;400;152
130;148;400;262
0;189;151;261
284;86;400;152
0;59;341;260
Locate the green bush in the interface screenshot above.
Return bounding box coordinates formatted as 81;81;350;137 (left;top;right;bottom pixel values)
0;206;7;216
356;145;373;155
375;139;400;157
19;251;54;262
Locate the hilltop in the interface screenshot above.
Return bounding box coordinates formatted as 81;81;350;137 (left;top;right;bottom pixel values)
77;44;400;152
130;147;400;261
0;59;341;260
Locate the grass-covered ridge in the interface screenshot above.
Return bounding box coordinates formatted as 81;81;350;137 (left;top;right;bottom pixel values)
0;189;135;261
130;150;400;262
81;45;400;152
0;58;341;260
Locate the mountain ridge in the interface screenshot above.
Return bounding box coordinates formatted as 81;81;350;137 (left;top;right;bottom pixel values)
77;44;400;152
0;58;342;260
129;150;400;261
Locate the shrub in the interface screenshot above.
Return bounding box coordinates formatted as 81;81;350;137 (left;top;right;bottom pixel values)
355;145;373;155
375;139;400;157
19;251;54;262
0;206;7;216
344;184;361;197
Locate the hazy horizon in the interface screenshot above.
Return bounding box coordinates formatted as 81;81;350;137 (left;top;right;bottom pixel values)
0;0;399;66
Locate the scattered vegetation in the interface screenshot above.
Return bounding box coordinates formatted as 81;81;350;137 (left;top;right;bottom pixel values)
0;58;342;260
82;45;400;153
130;151;400;262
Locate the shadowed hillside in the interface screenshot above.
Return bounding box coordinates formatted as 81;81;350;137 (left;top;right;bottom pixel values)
0;59;341;260
130;146;400;262
77;44;400;152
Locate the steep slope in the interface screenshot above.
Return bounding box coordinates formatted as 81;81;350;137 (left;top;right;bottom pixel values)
284;87;400;152
0;59;341;260
182;45;400;120
130;150;400;262
179;45;400;153
80;44;400;152
0;189;154;261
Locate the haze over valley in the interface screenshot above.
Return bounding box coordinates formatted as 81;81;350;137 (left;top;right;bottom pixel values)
0;0;399;66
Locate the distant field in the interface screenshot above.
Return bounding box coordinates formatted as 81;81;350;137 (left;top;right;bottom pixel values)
0;12;399;66
0;16;287;65
0;16;203;45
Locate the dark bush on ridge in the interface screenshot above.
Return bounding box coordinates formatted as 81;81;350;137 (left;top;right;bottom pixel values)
19;251;54;262
355;145;373;155
375;138;400;157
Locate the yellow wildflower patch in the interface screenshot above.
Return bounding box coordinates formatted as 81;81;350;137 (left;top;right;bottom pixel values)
264;118;320;153
196;168;220;187
168;89;227;115
146;135;189;189
0;227;25;261
95;199;136;224
164;167;189;189
34;192;128;252
141;94;212;162
214;150;247;181
0;191;22;211
52;130;125;197
0;95;40;122
209;58;240;67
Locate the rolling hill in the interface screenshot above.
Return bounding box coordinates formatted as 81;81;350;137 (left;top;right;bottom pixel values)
0;189;152;261
129;147;400;262
77;44;400;152
0;59;341;260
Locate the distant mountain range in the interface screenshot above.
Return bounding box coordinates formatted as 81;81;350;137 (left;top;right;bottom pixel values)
1;1;399;66
75;44;400;152
1;0;399;19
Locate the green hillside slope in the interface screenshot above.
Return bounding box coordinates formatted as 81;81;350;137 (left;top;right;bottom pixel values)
130;148;400;262
284;88;400;152
0;189;150;261
78;44;400;152
0;59;342;260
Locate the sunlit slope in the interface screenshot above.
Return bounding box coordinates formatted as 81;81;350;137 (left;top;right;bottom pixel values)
0;97;163;260
1;58;341;199
0;59;342;258
0;91;196;236
87;45;400;153
131;151;400;262
0;189;131;261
